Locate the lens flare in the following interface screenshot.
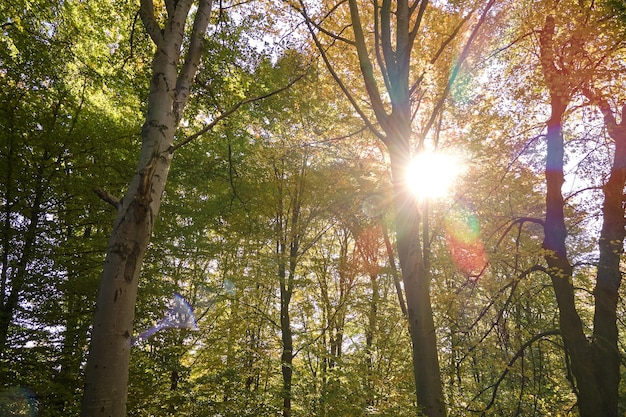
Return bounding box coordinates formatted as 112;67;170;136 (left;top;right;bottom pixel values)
222;279;236;296
362;194;386;218
133;293;198;346
444;205;488;279
0;386;38;417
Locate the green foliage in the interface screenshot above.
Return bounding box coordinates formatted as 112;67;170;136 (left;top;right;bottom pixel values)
3;0;626;416
0;0;144;414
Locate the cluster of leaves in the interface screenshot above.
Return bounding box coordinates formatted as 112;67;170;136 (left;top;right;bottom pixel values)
2;0;626;416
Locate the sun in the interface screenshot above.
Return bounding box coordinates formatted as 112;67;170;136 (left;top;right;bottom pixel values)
405;150;463;200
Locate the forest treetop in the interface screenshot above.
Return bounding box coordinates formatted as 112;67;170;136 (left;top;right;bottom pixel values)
1;1;626;416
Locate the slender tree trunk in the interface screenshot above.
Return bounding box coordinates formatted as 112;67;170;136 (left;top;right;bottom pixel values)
80;1;212;415
279;276;293;417
0;159;46;361
278;231;299;417
365;272;379;405
53;292;91;413
275;162;293;417
275;151;310;417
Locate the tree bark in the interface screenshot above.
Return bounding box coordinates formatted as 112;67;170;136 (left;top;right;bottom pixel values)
279;247;294;417
0;152;46;361
539;15;625;417
80;1;212;415
590;100;626;417
390;144;447;417
346;0;447;413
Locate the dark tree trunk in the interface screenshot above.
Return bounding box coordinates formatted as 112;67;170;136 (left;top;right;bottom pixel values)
539;15;625;417
590;102;626;417
0;161;45;362
390;144;446;417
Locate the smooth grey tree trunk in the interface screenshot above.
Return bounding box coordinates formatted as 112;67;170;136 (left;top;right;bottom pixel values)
80;1;212;415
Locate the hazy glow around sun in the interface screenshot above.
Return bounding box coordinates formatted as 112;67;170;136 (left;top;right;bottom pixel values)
405;151;463;200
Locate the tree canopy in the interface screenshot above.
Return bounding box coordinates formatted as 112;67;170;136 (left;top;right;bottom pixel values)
1;1;626;416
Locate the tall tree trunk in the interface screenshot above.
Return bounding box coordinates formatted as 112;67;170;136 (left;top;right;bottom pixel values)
279;268;293;417
80;75;176;416
0;156;46;362
541;99;604;416
348;0;447;411
80;1;212;415
539;15;624;417
278;233;299;417
275;149;311;417
53;290;92;414
390;143;446;417
589;100;626;417
365;271;379;405
299;0;495;413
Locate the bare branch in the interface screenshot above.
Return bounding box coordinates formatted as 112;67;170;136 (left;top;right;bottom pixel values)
417;0;496;144
564;185;603;203
293;0;387;142
582;86;625;140
411;2;477;93
302;0;355;46
494;217;546;250
458;264;547;364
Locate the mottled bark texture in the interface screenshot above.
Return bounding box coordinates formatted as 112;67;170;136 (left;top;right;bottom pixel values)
80;1;212;415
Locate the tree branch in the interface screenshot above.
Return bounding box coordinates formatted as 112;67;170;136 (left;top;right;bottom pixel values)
380;0;397;82
139;0;163;45
494;216;546;250
468;329;561;413
302;0;355;46
175;0;214;123
347;0;392;136
408;0;429;46
582;86;622;138
293;0;387;142
168;0;194;34
417;0;496;144
93;187;121;210
168;70;308;153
